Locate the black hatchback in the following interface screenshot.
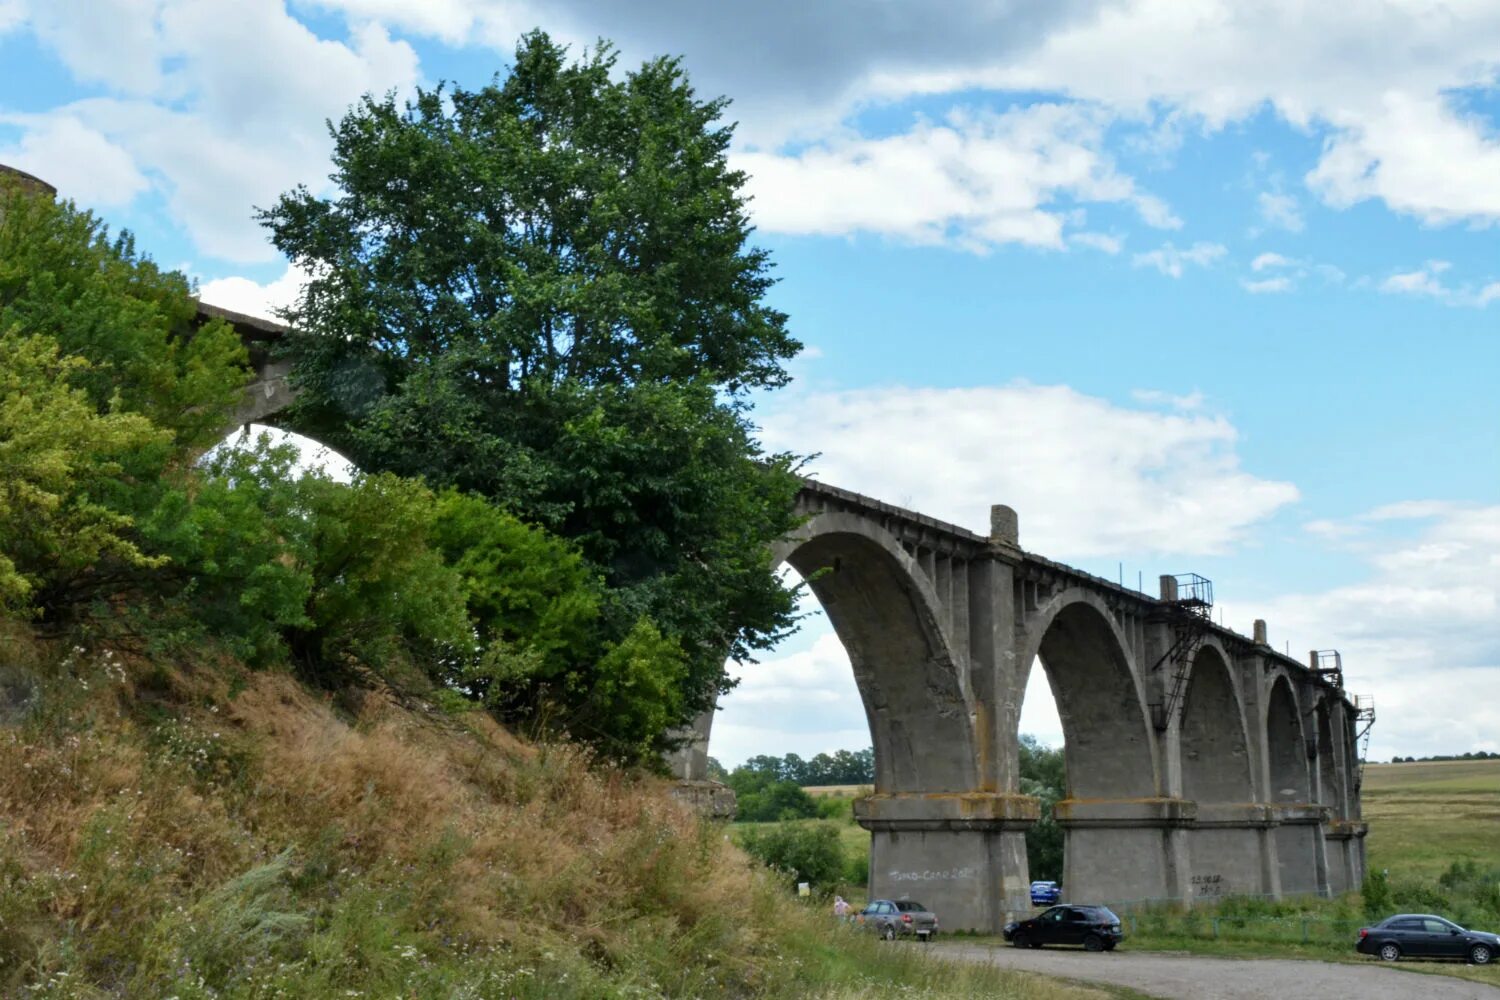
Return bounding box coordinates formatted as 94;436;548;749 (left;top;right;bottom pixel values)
1004;904;1124;952
1356;913;1498;964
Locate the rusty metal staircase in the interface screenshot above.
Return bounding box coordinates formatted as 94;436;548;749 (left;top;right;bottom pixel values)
1150;573;1214;731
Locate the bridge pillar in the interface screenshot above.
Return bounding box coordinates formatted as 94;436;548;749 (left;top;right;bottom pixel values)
855;793;1038;931
1273;804;1333;896
1184;804;1280;900
1324;820;1368;894
1054;798;1195;905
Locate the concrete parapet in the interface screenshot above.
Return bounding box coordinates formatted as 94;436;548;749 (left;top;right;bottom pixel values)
855;791;1039;831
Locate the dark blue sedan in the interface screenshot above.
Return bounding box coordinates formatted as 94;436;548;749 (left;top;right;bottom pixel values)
1030;880;1061;905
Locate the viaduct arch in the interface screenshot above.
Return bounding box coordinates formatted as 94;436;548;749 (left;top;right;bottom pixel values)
210;302;1371;933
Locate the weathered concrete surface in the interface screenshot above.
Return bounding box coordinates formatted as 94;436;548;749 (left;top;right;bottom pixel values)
212;302;1370;933
667;780;736;819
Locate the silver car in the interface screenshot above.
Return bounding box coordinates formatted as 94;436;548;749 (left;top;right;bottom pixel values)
857;899;939;941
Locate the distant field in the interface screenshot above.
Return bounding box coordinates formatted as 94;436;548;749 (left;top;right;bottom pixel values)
803;784;873;798
1360;759;1500;880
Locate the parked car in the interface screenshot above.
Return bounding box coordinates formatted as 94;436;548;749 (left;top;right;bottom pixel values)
1004;904;1123;952
856;899;939;941
1356;913;1498;964
1030;880;1061;906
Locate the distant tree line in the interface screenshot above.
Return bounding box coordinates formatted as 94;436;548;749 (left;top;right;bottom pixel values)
1389;751;1499;763
708;748;875;786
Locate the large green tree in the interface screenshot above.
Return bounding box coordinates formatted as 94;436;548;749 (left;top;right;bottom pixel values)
260;31;804;750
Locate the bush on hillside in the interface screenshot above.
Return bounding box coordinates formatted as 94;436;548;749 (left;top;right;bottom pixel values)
738;821;847;889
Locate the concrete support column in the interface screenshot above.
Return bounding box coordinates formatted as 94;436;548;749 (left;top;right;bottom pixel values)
856;792;1039;932
1273;804;1332;896
1055;798;1194;905
1324;819;1369;895
1185;804;1279;900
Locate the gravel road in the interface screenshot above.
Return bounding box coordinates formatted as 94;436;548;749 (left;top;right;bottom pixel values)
934;941;1500;999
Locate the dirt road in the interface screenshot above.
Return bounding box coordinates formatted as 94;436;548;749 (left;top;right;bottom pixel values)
935;941;1500;999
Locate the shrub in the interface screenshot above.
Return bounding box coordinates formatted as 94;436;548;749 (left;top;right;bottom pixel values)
739;821;846;888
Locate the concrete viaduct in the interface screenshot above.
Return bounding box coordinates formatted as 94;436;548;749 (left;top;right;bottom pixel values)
209;302;1371;934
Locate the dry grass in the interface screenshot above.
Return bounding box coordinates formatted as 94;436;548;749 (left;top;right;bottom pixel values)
0;631;1098;999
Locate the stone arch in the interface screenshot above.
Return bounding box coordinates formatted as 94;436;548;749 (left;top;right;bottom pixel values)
1018;590;1158;799
1178;641;1255;803
1264;673;1310;802
771;512;973;794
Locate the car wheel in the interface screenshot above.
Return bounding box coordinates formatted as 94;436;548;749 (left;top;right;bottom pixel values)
1012;932;1029;949
1378;942;1401;962
1084;934;1104;953
1470;943;1493;965
883;925;896;942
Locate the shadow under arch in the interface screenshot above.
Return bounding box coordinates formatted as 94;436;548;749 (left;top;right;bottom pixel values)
767;513;975;795
1313;696;1345;813
1017;590;1158;800
1178;641;1255;803
1264;673;1311;803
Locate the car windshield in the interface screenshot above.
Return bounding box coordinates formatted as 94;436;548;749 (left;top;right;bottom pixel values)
1088;908;1121;923
894;901;928;912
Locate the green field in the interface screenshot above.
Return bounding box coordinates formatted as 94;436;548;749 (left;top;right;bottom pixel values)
1361;759;1500;881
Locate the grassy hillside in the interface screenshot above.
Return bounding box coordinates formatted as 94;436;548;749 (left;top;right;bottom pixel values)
0;629;1109;999
1361;759;1500;880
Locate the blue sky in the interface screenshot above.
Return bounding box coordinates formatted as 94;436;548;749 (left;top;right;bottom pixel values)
2;0;1495;763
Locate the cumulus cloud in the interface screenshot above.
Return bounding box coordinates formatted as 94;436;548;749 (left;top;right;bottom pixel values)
1257;191;1304;232
714;630;873;768
1251;503;1500;758
198;264;309;323
0;115;147;207
735;104;1176;252
1132;241;1226;278
8;0;420;262
757;382;1298;559
1240;276;1292;294
1250;251;1295;272
1373;259;1500;306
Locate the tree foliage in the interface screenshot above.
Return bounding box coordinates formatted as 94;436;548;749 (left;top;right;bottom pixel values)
259;31;806;751
0;179;246;624
1019;734;1065;882
732;748;875;787
738;822;846;889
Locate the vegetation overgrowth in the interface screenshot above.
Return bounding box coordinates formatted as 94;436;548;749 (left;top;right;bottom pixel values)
0;627;1105;999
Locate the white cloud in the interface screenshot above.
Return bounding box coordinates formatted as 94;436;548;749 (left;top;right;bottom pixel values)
1374;259;1500;306
1257;191;1304;232
199;265;309;323
1250;251;1295;272
735;104;1176;252
9;0;421;262
0;116;147;207
757;382;1299;559
1252;503;1500;759
1071;231;1123;254
1240;276;1292;294
1132;240;1226;278
1131;388;1204;410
